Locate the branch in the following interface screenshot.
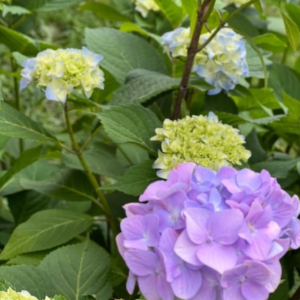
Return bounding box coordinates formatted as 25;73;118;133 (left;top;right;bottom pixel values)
172;0;214;120
197;0;259;53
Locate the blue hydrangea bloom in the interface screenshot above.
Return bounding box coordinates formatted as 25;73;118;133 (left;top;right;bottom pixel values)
197;28;249;95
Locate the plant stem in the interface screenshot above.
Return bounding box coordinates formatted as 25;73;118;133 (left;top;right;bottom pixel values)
63;103;118;243
172;0;214;120
197;0;259;54
172;0;259;120
79;124;102;154
10;57;24;153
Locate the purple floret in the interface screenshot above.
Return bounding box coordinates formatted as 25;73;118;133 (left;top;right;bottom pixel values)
117;163;300;300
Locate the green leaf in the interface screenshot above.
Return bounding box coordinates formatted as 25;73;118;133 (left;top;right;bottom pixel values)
0;209;93;260
119;22;161;44
245;129;267;164
85;28;168;84
252;33;287;48
0;278;13;291
0;103;56;141
154;0;185;28
246;43;272;79
281;12;300;51
285;4;300;30
111;70;180;105
97;104;162;152
111;70;212;105
214;111;284;126
0;145;58;191
8;191;50;225
268;64;300;101
0;26;57;56
12;52;28;67
39;239;112;300
252;158;300;179
24;0;82;11
62;143;126;179
0;265;55;298
6;252;48;267
80;2;130;22
1;4;30;17
20;169;96;202
101;160;158;196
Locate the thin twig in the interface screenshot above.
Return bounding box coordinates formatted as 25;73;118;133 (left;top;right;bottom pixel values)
79;125;102;154
172;0;214;120
63;103;118;243
197;0;259;53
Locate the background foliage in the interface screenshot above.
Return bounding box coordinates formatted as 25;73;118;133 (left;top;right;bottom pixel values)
0;0;300;299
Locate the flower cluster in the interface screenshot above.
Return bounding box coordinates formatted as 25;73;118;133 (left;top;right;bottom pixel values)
117;163;300;300
0;288;53;300
133;0;160;17
20;47;104;102
161;27;249;95
151;113;251;178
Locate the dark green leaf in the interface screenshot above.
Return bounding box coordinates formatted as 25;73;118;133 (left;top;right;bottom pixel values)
101;160;158;196
245;129;267;164
97;104;162;152
0;103;56;141
0;209;93;260
85;28;168;84
39;239;112;300
20;169;96;202
80;2;130;22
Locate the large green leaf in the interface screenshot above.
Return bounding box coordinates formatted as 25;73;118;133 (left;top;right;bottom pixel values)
8;191;50;225
154;0;185;28
101;160;158;196
80;2;130;22
97;104;162;152
16;0;81;11
0;209;93;260
20;169;96;202
0;103;56;141
111;70;212;105
39;240;112;300
0;146;58;191
119;22;161;44
245;129;267;165
1;4;30;17
85;28;168;84
281;12;300;51
268;64;300;101
0;265;55;298
0;26;57;56
285;4;300;29
111;70;180;105
62;143;126;179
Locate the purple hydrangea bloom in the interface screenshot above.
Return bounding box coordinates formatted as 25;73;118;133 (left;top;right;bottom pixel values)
117;163;300;300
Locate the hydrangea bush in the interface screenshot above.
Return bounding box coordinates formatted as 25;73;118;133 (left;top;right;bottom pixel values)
0;0;300;300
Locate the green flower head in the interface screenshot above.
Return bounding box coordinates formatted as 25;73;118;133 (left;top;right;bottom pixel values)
151;112;251;178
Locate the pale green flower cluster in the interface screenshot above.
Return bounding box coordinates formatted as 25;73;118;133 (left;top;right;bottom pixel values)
0;288;53;300
151;113;251;178
133;0;160;17
20;47;104;103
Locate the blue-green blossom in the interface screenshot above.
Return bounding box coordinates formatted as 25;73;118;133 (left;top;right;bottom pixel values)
20;47;105;102
161;27;249;95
